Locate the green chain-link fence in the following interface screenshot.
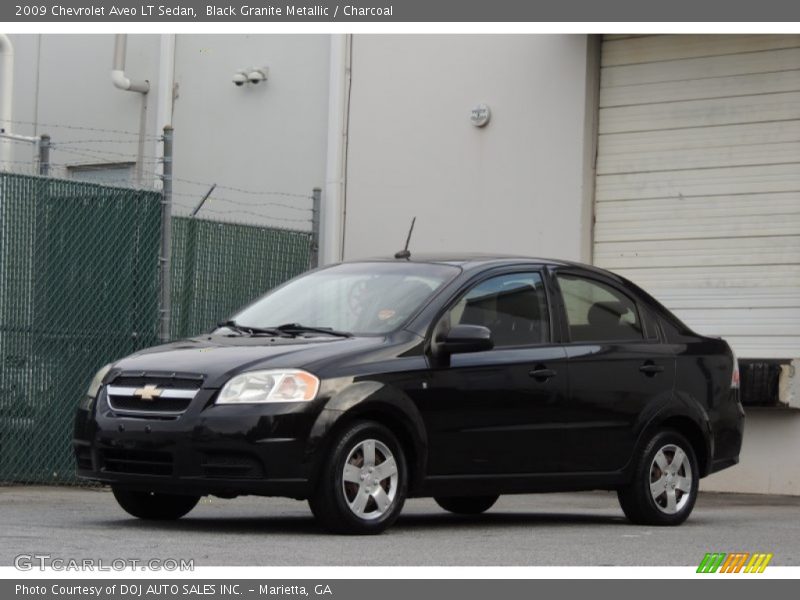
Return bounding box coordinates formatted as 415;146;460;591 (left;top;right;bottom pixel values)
0;173;162;484
0;173;312;484
170;216;313;339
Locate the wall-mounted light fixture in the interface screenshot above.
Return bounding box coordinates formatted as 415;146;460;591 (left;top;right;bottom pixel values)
470;103;491;127
233;67;269;87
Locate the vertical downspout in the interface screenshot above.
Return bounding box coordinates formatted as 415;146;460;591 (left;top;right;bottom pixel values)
111;34;150;185
111;34;150;92
322;34;351;264
0;34;15;171
581;34;602;265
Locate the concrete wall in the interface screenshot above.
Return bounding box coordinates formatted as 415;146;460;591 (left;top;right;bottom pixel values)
703;410;800;496
3;34;330;230
5;34;160;174
170;34;330;227
343;34;594;261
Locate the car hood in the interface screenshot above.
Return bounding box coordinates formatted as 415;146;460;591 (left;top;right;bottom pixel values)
109;334;384;387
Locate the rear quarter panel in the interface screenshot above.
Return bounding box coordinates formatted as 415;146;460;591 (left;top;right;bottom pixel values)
614;273;743;475
671;333;743;474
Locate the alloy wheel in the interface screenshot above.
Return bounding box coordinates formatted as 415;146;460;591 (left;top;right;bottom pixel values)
341;438;399;520
649;443;693;514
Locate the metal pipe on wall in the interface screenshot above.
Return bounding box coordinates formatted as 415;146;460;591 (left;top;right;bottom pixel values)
310;187;322;268
111;34;150;93
159;125;174;342
154;34;176;189
0;34;15;170
111;34;150;186
322;34;351;265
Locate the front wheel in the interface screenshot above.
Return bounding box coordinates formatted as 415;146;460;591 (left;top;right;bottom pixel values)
435;495;499;515
112;487;200;520
617;430;699;526
309;421;408;534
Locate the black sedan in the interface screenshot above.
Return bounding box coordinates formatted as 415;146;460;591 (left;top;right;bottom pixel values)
74;255;744;534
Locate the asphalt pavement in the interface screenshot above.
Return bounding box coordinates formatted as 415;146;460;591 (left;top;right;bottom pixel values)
1;486;798;566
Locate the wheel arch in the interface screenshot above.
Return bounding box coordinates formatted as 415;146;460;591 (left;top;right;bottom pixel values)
633;412;712;479
657;415;711;478
306;381;428;493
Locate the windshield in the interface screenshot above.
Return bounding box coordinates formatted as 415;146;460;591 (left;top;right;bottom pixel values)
229;262;460;336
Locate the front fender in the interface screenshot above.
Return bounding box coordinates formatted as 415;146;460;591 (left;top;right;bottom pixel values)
305;379;428;491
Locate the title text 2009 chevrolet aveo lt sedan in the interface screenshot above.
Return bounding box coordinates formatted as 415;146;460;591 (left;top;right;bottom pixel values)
74;256;744;534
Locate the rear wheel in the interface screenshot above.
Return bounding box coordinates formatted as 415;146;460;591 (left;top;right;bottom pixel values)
112;487;200;520
309;421;408;534
617;430;699;526
435;495;498;515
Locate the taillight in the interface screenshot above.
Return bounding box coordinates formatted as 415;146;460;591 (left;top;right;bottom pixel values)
730;351;740;389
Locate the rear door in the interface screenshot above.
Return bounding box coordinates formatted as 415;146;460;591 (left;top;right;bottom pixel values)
550;268;676;473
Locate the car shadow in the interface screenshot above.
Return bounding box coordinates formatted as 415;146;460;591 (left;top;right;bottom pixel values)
101;510;628;536
399;511;628;530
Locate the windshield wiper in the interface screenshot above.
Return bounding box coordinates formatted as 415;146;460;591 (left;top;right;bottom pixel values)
216;320;288;337
271;323;354;338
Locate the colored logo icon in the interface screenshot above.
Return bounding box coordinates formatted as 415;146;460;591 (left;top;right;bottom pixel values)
697;552;773;573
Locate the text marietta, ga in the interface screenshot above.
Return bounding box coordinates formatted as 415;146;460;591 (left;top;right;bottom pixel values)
16;584;333;596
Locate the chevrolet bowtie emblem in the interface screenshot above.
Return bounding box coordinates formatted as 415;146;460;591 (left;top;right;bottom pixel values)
134;384;162;401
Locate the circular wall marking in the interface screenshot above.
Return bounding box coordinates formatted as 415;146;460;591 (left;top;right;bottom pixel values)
470;104;491;127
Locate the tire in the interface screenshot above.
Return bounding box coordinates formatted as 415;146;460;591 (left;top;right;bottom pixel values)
112;487;200;520
435;495;498;515
309;420;408;534
617;429;699;526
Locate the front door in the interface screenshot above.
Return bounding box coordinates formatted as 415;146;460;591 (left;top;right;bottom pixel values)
419;270;570;476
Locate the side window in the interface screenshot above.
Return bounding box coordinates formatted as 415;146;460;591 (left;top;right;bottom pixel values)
445;272;550;347
556;273;644;342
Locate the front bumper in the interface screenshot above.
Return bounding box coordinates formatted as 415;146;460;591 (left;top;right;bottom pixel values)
73;387;321;498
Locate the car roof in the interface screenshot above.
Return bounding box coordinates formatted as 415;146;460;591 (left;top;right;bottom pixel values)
353;253;599;273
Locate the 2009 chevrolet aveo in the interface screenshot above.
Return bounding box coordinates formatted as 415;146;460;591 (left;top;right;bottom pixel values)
74;255;744;534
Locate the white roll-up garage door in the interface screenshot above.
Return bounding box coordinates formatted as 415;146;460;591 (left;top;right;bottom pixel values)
593;34;800;359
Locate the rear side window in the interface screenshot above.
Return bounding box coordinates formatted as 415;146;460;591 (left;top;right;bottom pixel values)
556;274;644;342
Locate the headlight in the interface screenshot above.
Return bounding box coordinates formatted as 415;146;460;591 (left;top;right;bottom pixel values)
80;363;112;410
217;369;320;404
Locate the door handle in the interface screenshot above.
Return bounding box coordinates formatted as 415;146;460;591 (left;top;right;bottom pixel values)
529;366;556;382
639;362;664;376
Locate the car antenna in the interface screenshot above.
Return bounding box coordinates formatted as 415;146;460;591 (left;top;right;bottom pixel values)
394;217;416;260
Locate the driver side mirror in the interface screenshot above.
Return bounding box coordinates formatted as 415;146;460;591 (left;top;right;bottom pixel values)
435;324;494;355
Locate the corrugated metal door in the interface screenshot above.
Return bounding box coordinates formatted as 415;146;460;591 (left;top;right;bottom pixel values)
594;34;800;359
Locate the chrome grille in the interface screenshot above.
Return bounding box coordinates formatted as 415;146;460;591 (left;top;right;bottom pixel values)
106;374;202;416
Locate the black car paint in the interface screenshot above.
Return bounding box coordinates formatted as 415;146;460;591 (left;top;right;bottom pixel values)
74;257;743;500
